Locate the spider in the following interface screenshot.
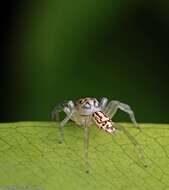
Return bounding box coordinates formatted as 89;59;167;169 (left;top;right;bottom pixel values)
52;97;146;172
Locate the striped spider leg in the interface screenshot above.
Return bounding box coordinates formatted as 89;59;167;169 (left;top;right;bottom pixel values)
52;98;98;172
99;97;147;167
114;123;147;168
99;97;139;128
52;100;75;143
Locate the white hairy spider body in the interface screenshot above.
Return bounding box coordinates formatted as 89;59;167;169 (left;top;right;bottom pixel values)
61;98;116;134
92;111;116;134
52;97;146;172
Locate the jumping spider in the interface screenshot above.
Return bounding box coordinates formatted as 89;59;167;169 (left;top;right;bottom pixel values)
52;97;146;172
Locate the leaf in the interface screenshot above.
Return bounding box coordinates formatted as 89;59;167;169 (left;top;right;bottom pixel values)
0;122;169;190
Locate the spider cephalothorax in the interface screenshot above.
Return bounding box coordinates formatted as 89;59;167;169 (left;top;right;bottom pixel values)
74;97;115;134
75;97;101;116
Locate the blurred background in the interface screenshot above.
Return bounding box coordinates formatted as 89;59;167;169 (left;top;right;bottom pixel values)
1;0;169;123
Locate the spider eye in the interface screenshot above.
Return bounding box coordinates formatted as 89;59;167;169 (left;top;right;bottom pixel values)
83;103;91;109
79;99;84;104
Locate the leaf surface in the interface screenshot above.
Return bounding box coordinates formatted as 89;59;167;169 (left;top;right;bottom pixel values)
0;122;169;190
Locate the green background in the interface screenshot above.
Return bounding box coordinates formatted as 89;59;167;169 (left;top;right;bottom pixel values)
2;0;169;122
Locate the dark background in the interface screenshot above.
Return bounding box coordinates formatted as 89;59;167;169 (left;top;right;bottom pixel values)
1;0;169;123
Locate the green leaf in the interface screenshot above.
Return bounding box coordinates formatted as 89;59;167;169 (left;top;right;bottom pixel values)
0;122;169;190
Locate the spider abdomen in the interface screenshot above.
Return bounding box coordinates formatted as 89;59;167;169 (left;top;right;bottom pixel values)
92;111;116;134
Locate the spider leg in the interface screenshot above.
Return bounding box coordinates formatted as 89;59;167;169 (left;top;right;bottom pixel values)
115;123;147;168
84;117;91;173
104;100;139;128
52;100;75;143
52;101;69;121
99;97;108;109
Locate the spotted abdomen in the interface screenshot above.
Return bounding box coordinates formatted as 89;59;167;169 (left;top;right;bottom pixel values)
92;111;116;134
